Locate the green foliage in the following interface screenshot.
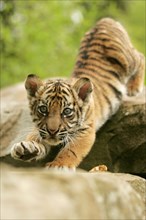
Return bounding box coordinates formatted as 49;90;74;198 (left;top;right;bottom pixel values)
0;0;145;88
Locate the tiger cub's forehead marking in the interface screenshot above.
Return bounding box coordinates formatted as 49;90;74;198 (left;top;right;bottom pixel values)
41;79;75;104
45;80;71;93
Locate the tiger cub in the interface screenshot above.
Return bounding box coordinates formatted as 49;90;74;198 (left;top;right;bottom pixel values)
11;18;145;170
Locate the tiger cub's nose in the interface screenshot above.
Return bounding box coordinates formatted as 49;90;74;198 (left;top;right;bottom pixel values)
47;128;58;135
47;115;61;136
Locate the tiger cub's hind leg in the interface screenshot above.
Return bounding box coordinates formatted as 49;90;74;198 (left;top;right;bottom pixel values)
127;53;145;96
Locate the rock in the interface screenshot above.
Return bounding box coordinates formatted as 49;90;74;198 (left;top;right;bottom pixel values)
0;102;22;137
0;83;27;157
115;173;146;206
79;89;146;174
0;102;22;155
1;165;145;220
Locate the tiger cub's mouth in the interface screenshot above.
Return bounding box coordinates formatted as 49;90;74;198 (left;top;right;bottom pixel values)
39;129;67;146
41;136;63;146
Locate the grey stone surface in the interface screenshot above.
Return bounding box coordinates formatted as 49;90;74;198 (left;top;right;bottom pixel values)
1;165;145;220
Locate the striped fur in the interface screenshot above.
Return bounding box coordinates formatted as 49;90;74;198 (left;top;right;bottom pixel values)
11;18;145;169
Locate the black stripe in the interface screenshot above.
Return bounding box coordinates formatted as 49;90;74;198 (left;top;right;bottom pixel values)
69;149;77;158
49;96;56;102
67;121;77;129
97;37;111;42
81;32;127;55
76;108;80;120
76;58;121;82
107;82;122;100
80;51;89;59
73;71;87;77
33;118;39;122
84;63;121;81
76;61;86;68
62;95;68;102
102;93;113;113
73;71;100;82
83;63;117;79
81;66;98;74
46;88;53;94
37;121;43;127
81;37;95;45
108;70;121;81
61;89;70;96
84;56;101;62
21;142;26;150
78;127;88;133
80;43;118;52
106;57;125;71
46;94;51;100
75;67;112;81
79;48;104;57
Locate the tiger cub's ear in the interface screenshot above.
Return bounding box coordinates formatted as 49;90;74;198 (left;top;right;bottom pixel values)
73;77;93;102
25;74;43;96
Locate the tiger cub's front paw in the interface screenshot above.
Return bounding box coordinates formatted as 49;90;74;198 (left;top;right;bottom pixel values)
11;141;44;162
46;161;76;172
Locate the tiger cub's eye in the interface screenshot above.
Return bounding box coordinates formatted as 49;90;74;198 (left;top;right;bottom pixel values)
38;105;48;115
63;108;73;116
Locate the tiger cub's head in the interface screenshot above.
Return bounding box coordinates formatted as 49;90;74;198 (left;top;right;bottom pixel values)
25;74;93;146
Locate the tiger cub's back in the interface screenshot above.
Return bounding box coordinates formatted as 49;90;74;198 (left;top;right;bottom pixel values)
72;17;144;92
72;17;145;128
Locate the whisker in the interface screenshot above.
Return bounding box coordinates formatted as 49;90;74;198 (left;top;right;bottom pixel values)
39;129;48;135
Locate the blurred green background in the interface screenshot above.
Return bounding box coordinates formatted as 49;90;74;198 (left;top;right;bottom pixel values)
0;0;145;88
